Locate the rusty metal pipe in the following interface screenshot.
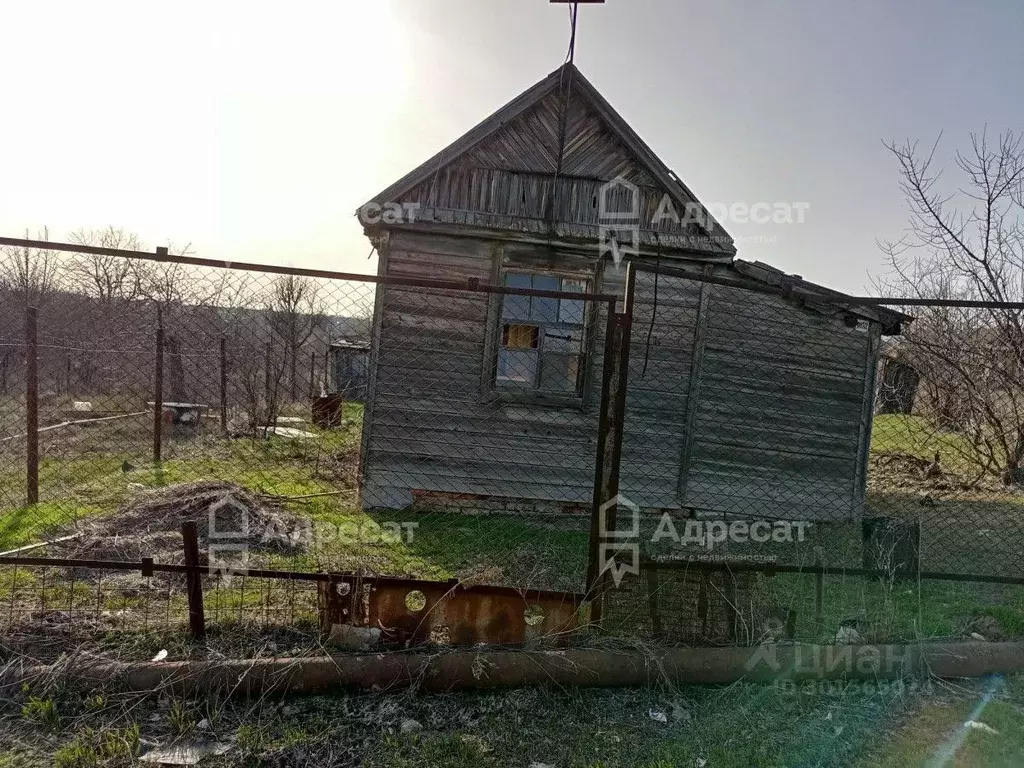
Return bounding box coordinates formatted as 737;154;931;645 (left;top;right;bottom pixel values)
6;643;1024;697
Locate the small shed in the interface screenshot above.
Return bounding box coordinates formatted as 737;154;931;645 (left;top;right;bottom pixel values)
356;63;906;521
329;339;370;401
876;342;921;416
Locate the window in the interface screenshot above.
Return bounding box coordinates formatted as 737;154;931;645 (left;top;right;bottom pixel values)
495;272;589;396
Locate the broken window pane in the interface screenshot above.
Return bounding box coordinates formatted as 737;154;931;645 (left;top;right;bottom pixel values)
496;270;591;397
503;324;539;349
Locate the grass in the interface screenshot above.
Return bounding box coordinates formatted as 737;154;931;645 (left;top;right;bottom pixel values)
52;725;140;768
861;676;1024;767
1;407;1024;764
0;400;599;640
2;407;1024;645
0;501;102;551
871;413;983;465
3;674;1021;767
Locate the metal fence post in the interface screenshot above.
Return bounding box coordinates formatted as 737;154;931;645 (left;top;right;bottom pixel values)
153;321;164;465
25;306;39;506
219;336;229;435
181;521;206;640
586;264;635;623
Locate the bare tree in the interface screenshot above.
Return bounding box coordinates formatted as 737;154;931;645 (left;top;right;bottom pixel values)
234;340;289;436
0;284;18;393
67;226;143;303
133;241;197;327
0;227;61;308
267;275;325;401
880;129;1024;481
137;258;185;311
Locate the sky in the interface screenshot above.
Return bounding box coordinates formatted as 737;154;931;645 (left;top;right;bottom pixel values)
1;0;1022;294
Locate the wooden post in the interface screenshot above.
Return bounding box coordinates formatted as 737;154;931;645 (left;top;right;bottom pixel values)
587;308;623;592
25;306;39;506
219;336;228;435
153;322;164;464
181;521;206;640
586;265;635;623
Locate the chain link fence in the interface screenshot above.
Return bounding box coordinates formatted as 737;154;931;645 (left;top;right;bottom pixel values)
3;238;1024;651
604;264;1024;647
0;240;614;645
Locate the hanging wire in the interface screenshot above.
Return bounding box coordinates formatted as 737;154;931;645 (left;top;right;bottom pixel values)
641;237;662;378
547;2;580;235
565;1;579;64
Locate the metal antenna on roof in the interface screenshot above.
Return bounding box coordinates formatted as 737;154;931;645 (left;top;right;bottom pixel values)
564;1;580;64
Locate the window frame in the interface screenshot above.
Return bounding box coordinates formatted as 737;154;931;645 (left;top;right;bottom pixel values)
482;264;600;408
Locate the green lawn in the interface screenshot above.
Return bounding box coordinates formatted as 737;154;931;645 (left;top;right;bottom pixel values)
871;413;985;465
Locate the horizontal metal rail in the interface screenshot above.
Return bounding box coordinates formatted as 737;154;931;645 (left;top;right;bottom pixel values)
0;555;331;581
838;297;1024;309
3;554;1023;588
646;558;1024;586
631;261;1024;310
9;232;1020;308
0;236;618;304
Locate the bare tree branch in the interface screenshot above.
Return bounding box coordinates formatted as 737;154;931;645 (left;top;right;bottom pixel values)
880;129;1024;481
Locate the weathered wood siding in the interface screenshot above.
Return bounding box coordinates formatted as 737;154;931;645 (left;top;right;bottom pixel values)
362;234;878;521
360;230;609;509
390;89;730;255
618;273;879;521
461;88;657;183
606;269;699;509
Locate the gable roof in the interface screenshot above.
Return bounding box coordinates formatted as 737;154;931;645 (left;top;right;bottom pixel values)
364;63;735;254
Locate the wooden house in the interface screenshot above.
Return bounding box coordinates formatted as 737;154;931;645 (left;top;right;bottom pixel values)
356;63;905;521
